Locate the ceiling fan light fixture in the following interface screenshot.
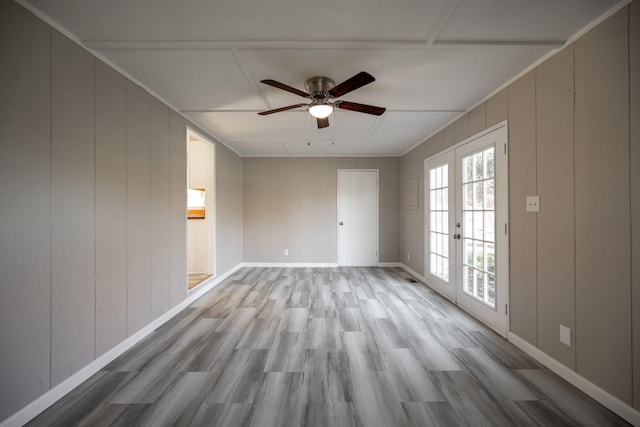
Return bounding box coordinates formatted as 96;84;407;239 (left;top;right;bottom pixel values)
309;103;333;119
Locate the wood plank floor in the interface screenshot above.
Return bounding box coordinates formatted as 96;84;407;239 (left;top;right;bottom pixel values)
28;267;629;426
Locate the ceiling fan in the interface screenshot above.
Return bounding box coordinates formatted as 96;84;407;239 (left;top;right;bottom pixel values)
258;71;386;129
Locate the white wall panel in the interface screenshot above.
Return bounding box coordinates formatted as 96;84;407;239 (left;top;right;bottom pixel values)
507;71;538;345
0;2;51;419
0;5;243;421
630;0;640;411
575;8;631;403
150;98;171;319
215;143;243;274
535;45;576;370
125;81;151;335
95;61;127;356
50;31;96;386
169;112;187;307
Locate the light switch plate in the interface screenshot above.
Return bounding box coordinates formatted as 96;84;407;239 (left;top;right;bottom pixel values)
560;325;571;347
526;196;540;212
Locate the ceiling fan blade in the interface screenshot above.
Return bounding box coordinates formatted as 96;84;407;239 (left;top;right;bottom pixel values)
260;79;310;98
336;101;386;116
317;117;330;129
328;72;375;98
258;103;307;115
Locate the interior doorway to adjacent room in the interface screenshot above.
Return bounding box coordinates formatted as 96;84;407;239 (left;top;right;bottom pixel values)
187;129;215;290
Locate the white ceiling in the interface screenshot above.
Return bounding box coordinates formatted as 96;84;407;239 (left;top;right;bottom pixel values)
23;0;623;156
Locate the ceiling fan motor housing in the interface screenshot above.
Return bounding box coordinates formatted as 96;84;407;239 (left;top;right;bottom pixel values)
305;76;335;101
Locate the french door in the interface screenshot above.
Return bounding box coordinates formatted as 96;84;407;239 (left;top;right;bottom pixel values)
425;124;509;336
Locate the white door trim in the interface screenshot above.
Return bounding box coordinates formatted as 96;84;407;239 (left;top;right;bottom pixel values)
423;121;509;337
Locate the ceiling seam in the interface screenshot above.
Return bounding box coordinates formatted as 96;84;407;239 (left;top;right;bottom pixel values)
426;0;462;45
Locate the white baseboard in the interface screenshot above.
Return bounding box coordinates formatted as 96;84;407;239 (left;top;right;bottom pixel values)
241;262;339;268
394;263;640;425
242;262;404;268
0;263;243;427
377;262;402;267
508;332;640;426
399;263;427;284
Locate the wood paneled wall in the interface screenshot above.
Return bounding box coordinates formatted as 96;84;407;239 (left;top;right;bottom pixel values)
631;0;640;410
401;3;639;409
0;1;243;420
0;2;52;418
243;157;400;264
574;8;631;401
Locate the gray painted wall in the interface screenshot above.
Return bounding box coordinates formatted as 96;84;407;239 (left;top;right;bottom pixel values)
401;4;639;408
631;1;640;410
0;2;243;420
1;0;638;421
243;157;400;264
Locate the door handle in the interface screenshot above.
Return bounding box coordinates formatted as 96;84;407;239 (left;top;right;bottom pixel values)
453;233;461;240
339;221;344;226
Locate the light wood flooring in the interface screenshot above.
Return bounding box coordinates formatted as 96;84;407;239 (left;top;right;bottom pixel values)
188;273;213;291
28;267;629;426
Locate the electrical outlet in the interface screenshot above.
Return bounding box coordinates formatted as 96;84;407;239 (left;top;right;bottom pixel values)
284;249;288;256
526;196;540;212
559;325;571;347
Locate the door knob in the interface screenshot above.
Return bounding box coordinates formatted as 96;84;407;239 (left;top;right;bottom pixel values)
339;221;344;226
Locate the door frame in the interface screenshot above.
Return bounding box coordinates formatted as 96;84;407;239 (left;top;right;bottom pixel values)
424;121;509;336
337;169;379;266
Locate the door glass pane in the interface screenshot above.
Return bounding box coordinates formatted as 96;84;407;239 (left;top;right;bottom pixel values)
474;182;484;209
463;211;473;238
463;157;473;183
484;179;495;210
486;274;496;306
463;183;473;210
473;152;483;180
484;149;495;178
464;239;473;266
429;164;450;282
473;211;484;240
485;242;495;274
461;146;497;308
484;211;495;242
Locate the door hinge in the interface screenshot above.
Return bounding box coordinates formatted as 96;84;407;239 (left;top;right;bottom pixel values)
505;223;508;235
504;143;507;155
505;304;508;315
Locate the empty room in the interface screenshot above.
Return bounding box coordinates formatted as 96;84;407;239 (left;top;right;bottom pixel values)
1;0;639;425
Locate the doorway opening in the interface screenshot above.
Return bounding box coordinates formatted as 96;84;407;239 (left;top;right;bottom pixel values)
187;129;215;290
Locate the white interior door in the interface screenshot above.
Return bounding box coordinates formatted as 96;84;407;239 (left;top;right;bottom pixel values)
338;170;378;266
425;124;509;336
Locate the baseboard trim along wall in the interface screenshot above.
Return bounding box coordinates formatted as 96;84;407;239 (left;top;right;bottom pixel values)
242;262;339;268
399;263;426;284
0;263;243;427
243;262;404;268
508;333;640;426
6;262;638;426
396;262;640;425
377;262;402;268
